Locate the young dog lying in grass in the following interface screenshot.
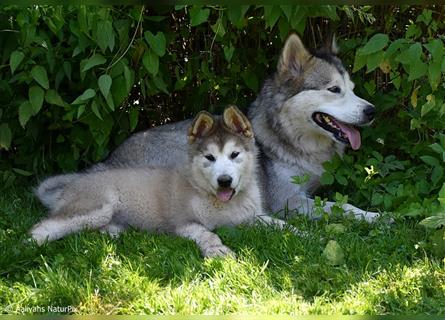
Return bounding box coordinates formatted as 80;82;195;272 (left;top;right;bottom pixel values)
31;106;292;257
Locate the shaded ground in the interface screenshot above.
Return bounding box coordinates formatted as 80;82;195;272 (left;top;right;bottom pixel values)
0;187;444;314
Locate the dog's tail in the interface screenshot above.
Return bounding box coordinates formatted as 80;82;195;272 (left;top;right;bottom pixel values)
35;173;79;211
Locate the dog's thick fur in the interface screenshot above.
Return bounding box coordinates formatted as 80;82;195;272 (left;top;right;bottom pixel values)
55;34;379;222
32;106;289;257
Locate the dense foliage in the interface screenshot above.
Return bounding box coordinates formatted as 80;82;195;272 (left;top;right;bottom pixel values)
0;5;444;251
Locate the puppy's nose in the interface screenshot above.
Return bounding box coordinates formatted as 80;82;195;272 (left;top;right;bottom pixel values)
363;105;376;121
217;175;233;188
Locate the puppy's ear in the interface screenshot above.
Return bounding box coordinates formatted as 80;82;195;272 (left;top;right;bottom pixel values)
188;111;214;144
277;33;311;75
223;105;254;139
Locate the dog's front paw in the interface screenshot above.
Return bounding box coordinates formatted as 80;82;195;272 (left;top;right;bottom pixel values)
361;211;381;223
342;204;380;223
30;225;50;246
203;245;235;258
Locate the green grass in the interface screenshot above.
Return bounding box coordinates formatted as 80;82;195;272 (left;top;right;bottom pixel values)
0;186;444;315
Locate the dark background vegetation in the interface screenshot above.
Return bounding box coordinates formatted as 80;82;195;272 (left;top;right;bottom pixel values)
0;5;444;247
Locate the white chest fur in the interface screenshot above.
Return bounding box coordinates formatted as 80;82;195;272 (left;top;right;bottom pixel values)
190;188;261;230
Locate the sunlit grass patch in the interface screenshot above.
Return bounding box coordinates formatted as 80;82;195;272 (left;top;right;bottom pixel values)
0;187;444;315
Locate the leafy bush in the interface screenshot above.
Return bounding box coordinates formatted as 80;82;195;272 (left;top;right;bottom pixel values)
0;5;445;247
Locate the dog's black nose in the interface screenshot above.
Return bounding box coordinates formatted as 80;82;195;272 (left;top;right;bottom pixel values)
363;105;376;121
217;175;233;188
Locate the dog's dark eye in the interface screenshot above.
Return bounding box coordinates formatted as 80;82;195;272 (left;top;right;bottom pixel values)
205;154;216;162
230;152;240;159
327;86;341;94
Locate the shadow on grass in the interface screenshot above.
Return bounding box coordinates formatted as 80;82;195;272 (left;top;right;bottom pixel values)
0;186;443;314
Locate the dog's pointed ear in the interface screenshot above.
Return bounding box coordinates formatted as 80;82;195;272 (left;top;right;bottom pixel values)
330;34;339;54
223;105;254;139
278;33;311;75
321;33;339;55
188;111;214;144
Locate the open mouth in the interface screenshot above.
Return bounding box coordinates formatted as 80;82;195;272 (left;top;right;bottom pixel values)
216;187;235;202
311;112;361;150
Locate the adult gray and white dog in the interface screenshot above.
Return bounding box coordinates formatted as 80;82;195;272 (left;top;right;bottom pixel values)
71;34;380;221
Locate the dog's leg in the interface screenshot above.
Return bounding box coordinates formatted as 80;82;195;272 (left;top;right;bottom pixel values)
100;222;126;238
175;223;235;258
289;194;380;222
30;203;113;245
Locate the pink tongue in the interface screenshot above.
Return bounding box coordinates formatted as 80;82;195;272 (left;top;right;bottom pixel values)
217;189;234;202
331;119;361;150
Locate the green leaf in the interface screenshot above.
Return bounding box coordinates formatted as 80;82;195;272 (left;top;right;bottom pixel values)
325;223;346;235
420;214;445;229
12;168;33;176
227;6;249;28
385;38;407;57
438;182;445;205
335;173;348;186
323;240;345;266
320;172;334;185
420;155;439;167
111;76;128;107
77;104;86;119
241;70;259;92
371;193;384;206
63;61;72;81
31;65;49;89
280;5;295;21
189;6;210;27
104;92;115;111
430;143;444;155
142;50;159;76
72;89;96;105
10;50;25;74
428;59;442;91
91;100;103;120
153;75;168;94
264;6;281;29
82;54;106;72
29;86;44;115
361;33;389;55
45;89;65;107
211;18;226;37
96;20;115;52
421;95;435;117
129;108;139;132
124;65;134;93
430;229;445;257
291;174;310;185
18;101;33;128
291;6;307;34
409;61;427;81
223;46;235;62
396;42;422;65
366;51;384;73
144;31;166;57
432;166;443;185
0;123;12;150
353;49;367;72
98;74;112;98
424;39;444;61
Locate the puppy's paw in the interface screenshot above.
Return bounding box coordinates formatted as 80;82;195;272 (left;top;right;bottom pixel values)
29;225;50;246
100;223;124;238
203;245;235;258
